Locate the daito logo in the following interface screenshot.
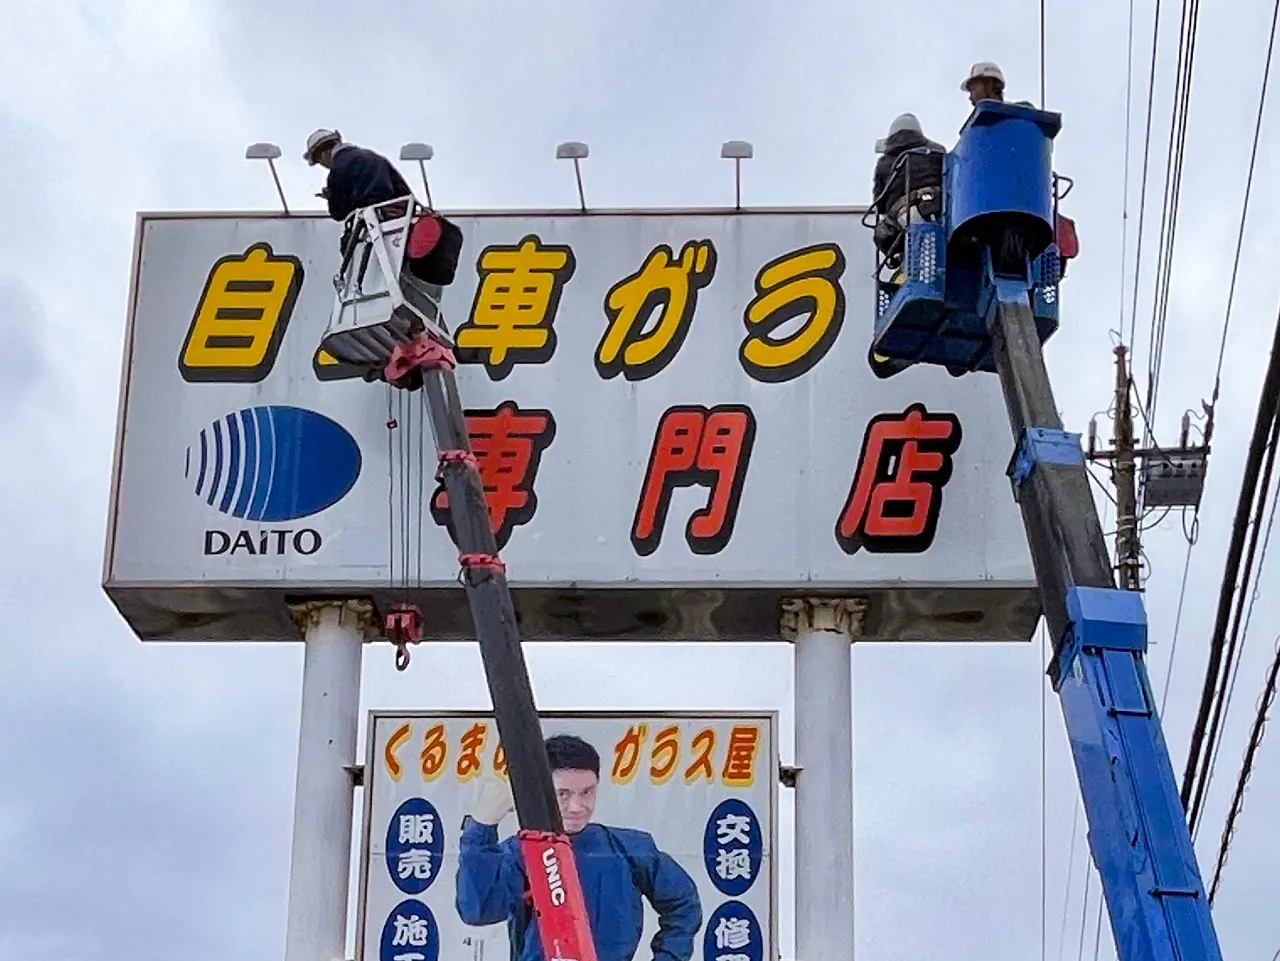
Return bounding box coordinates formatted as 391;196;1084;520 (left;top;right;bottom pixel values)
186;405;362;555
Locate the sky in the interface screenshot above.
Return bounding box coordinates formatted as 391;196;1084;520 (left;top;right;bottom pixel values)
2;1;1280;959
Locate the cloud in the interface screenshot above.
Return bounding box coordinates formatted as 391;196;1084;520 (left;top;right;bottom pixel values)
0;279;47;414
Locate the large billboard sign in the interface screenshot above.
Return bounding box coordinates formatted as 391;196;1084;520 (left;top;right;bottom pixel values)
103;209;1038;642
356;711;777;961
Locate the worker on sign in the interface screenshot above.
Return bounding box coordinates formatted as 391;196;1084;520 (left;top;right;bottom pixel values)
870;113;945;267
456;734;703;961
304;128;413;223
306;128;463;286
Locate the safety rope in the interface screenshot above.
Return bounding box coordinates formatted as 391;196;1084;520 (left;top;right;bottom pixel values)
383;334;474;671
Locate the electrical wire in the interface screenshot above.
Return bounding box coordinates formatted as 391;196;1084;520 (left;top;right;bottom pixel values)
1076;869;1092;961
1172;0;1274;813
1090;893;1105;961
1214;476;1280;771
387;385;396;589
1195;431;1280;839
1138;0;1200;449
1040;0;1047;109
1207;635;1280;903
1160;531;1196;714
1190;398;1280;835
1210;0;1280;408
1118;0;1137;345
1088;467;1120;505
1125;0;1165;358
1181;302;1280;814
1040;621;1048;961
1056;802;1081;961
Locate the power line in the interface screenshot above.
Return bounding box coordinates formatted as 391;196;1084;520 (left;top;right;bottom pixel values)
1091;892;1106;961
1118;0;1138;344
1198;462;1280;834
1056;802;1081;961
1138;0;1201;491
1190;405;1280;836
1181;301;1280;815
1186;0;1280;805
1160;521;1197;715
1208;634;1280;902
1076;869;1093;961
1211;0;1280;409
1040;0;1047;108
1125;0;1165;356
1041;621;1048;961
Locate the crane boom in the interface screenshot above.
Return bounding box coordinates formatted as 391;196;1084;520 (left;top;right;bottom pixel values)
870;101;1224;961
320;197;599;961
993;286;1221;961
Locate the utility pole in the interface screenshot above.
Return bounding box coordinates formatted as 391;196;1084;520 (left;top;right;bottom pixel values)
1112;345;1142;591
1087;344;1209;591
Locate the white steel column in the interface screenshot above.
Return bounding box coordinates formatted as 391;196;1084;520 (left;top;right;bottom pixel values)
284;599;373;961
782;597;866;961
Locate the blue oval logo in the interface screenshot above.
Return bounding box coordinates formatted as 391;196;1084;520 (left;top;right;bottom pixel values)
185;405;361;522
379;899;438;961
386;798;445;894
703;900;764;961
703;798;763;897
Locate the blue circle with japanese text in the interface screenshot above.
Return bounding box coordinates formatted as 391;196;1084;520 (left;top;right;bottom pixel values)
703;900;764;961
380;899;439;961
702;798;763;896
386;798;445;894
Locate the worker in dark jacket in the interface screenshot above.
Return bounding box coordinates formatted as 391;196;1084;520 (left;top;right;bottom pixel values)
871;113;945;265
455;734;702;961
872;113;945;219
304;128;413;223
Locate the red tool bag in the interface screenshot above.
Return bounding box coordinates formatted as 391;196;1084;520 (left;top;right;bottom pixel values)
406;212;464;286
1055;213;1079;260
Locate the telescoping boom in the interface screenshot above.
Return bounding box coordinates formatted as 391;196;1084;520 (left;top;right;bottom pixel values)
868;101;1223;961
320;198;600;961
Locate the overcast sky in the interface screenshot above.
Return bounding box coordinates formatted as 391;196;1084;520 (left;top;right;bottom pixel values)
3;0;1280;959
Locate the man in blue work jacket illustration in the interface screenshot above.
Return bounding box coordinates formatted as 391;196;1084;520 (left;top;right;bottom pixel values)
455;734;703;961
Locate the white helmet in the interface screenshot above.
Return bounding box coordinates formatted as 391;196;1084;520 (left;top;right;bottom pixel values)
875;113;923;153
304;128;342;164
961;61;1005;91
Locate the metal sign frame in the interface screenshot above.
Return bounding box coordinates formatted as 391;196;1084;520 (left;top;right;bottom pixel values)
103;207;1040;645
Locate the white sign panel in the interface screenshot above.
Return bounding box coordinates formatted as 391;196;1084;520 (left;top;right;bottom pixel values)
357;711;777;961
103;210;1038;643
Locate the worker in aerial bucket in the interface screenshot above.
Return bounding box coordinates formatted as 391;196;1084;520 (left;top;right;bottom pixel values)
304;128;413;223
961;61;1037;108
306;128;462;286
955;64;1079;275
870;112;945;268
961;61;1007;105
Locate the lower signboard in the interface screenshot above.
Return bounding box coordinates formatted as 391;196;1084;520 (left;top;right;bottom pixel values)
358;711;778;961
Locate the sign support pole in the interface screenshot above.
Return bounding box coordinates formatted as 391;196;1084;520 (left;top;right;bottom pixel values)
782;597;866;961
284;599;372;961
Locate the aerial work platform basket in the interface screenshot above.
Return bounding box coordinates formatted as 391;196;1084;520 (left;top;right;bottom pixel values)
320;196;455;378
869;101;1066;376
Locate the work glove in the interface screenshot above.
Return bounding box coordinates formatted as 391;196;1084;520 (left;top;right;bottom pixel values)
472;777;515;826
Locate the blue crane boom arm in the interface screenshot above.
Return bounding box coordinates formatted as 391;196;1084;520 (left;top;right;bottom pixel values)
993;285;1221;961
870;101;1224;961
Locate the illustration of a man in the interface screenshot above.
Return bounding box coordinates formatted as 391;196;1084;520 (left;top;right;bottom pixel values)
455;734;703;960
